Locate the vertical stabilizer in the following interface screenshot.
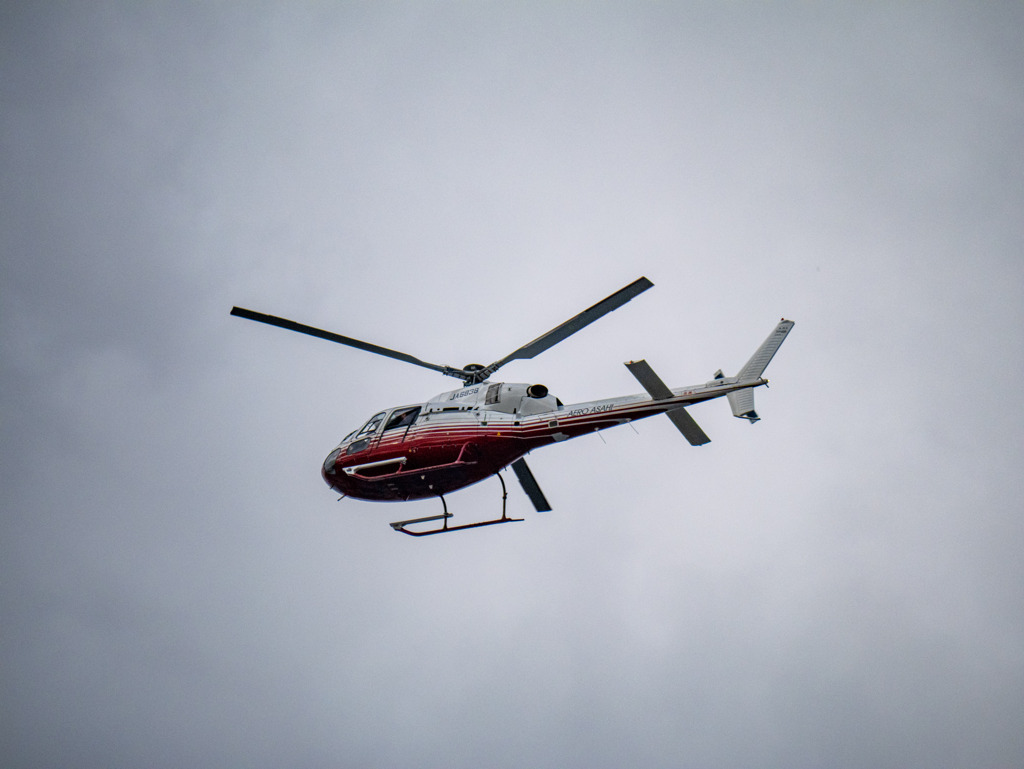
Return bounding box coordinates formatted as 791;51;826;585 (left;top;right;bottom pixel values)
727;388;759;422
736;319;795;381
727;319;794;422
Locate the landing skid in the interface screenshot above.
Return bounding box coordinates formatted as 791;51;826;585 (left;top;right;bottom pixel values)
389;472;523;536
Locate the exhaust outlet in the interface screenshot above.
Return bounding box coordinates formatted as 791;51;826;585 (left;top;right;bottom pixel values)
526;384;548;399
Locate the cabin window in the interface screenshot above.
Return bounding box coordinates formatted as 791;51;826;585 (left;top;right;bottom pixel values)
384;406;421;431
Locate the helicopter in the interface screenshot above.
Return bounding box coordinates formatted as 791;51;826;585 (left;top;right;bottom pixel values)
231;277;793;536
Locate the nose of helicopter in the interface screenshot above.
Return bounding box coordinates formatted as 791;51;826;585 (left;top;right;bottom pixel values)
322;448;343;486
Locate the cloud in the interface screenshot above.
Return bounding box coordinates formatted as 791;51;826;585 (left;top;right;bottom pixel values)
3;4;1023;768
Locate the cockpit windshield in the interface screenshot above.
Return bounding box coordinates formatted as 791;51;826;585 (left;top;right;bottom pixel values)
340;406;421;455
341;411;387;455
355;411;386;439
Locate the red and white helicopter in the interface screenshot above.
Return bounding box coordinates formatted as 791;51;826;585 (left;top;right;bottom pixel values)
232;278;793;536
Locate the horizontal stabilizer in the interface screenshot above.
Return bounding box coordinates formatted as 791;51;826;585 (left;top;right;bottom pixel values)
666;407;712;446
624;359;674;400
625;359;710;446
736;319;795;381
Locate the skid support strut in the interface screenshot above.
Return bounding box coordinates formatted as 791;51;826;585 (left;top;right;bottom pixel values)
389;472;524;536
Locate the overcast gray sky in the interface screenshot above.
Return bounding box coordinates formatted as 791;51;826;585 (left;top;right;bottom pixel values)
3;3;1023;767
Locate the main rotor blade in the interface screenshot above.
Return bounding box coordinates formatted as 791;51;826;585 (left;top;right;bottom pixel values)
230;307;456;377
511;459;552;512
481;277;653;379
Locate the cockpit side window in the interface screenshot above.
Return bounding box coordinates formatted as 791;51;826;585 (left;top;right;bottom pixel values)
383;406;421;431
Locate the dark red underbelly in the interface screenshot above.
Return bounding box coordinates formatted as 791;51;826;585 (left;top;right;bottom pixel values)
323;437;531;502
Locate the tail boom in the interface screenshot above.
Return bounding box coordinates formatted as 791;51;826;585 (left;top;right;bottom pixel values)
515;318;793;447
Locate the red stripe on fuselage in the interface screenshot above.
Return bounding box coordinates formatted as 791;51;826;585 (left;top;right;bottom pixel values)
324;388;728;501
